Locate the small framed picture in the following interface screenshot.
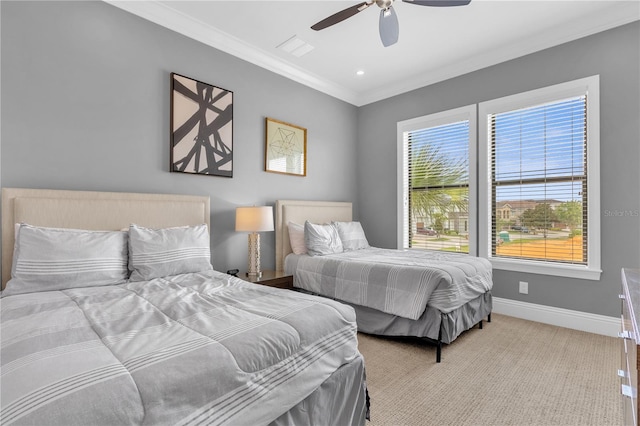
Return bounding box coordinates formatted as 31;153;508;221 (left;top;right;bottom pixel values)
265;117;307;177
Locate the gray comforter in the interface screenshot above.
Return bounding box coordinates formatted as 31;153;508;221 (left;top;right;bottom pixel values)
285;248;493;319
1;270;362;425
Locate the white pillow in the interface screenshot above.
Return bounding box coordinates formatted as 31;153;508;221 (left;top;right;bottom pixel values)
128;223;212;281
287;222;307;255
333;221;370;251
304;221;343;256
4;223;129;295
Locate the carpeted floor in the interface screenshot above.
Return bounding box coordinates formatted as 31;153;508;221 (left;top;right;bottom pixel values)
357;314;621;426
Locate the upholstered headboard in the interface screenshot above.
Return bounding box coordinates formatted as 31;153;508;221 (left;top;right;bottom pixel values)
275;200;352;271
1;188;210;289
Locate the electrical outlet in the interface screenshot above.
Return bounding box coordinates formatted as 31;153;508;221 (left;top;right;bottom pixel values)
519;281;529;294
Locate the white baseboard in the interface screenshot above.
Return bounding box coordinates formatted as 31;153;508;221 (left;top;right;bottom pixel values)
492;297;619;338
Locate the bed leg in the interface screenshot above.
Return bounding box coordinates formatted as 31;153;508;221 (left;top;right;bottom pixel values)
488;313;492;323
479;320;483;329
436;327;442;363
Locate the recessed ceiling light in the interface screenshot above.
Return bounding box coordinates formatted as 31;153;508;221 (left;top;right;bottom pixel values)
356;70;365;76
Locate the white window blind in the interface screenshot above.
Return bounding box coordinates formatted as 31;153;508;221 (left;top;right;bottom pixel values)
479;75;600;280
490;96;587;264
397;106;476;254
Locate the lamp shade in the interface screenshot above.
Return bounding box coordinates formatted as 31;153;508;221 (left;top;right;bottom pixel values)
235;206;274;232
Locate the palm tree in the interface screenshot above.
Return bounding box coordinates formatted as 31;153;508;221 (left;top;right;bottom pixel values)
410;145;468;232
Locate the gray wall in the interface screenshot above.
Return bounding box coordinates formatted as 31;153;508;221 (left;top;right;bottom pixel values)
3;2;638;318
0;1;358;273
357;22;640;317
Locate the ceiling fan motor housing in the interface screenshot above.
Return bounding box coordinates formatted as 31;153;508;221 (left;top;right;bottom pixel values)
376;0;394;9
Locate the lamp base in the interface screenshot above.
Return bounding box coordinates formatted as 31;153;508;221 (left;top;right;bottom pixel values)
246;271;262;278
247;232;261;277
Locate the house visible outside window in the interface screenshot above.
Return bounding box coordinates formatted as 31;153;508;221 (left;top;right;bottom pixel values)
397;105;477;255
479;75;601;280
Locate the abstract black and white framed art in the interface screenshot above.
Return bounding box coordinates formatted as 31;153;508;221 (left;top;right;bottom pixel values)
170;73;233;177
265;117;307;177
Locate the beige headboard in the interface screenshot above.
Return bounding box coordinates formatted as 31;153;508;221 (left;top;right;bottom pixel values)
275;200;352;271
1;188;210;289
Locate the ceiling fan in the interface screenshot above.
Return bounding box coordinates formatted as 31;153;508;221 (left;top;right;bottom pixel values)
311;0;471;47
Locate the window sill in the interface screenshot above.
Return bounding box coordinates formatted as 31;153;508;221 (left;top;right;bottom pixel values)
490;258;602;281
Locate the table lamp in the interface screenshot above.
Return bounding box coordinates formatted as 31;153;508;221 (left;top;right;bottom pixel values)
235;206;274;277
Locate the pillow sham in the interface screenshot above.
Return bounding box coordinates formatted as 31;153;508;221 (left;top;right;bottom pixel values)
128;223;212;281
304;221;343;256
333;221;370;251
287;222;307;255
4;223;128;295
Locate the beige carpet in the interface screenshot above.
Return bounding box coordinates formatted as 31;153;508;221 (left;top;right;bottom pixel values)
357;314;621;426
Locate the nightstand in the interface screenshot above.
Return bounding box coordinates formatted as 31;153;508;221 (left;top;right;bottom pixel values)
239;270;293;289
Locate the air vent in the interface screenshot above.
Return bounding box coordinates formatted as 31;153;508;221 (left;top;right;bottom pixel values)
277;35;314;58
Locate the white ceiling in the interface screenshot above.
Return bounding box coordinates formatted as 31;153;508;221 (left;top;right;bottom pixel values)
107;0;640;106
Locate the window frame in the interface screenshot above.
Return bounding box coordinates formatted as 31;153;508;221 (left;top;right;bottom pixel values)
478;75;601;280
397;104;477;255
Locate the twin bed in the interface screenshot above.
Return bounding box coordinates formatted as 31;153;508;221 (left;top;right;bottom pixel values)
275;199;493;363
0;189;367;426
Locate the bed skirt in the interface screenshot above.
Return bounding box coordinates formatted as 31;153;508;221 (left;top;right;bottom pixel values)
270;352;368;426
346;291;492;344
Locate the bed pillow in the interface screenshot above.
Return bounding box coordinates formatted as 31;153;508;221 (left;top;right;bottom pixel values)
128;223;212;281
4;223;128;295
333;221;370;251
287;222;307;255
304;221;343;256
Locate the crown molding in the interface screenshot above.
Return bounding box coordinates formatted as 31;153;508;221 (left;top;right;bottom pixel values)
359;5;640;105
104;0;360;105
105;1;638;107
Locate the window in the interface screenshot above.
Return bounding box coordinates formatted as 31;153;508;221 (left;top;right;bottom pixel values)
397;105;476;254
479;76;601;280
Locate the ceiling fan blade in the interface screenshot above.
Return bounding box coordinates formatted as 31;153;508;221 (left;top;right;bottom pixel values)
379;7;399;47
402;0;471;6
311;2;372;31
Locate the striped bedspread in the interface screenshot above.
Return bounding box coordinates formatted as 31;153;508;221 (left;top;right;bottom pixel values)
285;248;493;319
1;270;361;425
